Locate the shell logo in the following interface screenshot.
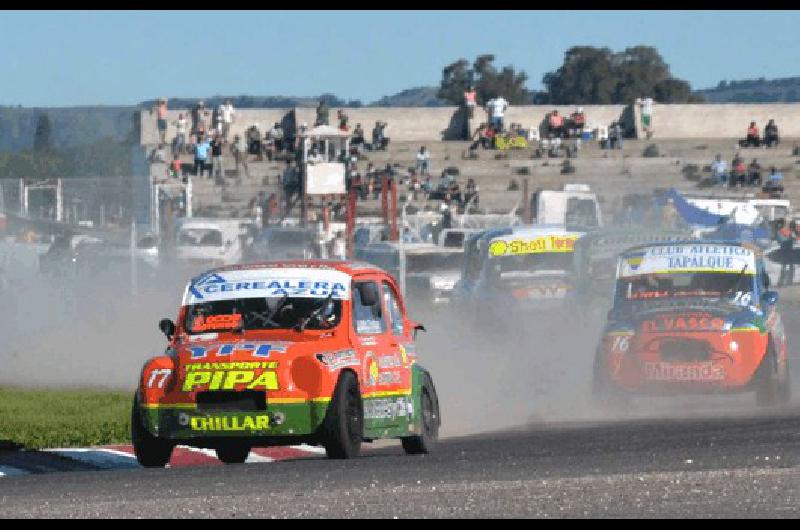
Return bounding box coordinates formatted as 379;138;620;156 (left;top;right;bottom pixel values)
489;240;508;257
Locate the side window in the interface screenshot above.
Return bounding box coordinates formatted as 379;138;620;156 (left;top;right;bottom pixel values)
352;281;387;335
382;281;405;336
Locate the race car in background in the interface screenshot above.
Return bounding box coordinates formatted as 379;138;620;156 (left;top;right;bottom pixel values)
132;260;440;466
452;224;585;325
593;241;790;407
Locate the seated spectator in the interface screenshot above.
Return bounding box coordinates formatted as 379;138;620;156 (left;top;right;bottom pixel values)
745;121;761;147
569;107;586;138
421;176;433;195
730;153;747;187
748;158;762;186
307;146;324;164
548;110;565;139
464;178;480;209
415;146;431;176
764;167;785;196
470;123;493;150
149;143;168;163
711;154;728;186
169;154;183;179
765;119;780;148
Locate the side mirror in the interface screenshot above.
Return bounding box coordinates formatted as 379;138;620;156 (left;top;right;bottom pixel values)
357;283;380;307
413;322;426;340
159;318;176;340
762;291;779;306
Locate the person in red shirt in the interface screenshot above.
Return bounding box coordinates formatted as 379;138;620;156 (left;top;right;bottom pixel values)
464;85;477;119
745;121;761;147
549;110;565;139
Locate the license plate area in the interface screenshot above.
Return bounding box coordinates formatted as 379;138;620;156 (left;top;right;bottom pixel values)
196;391;267;412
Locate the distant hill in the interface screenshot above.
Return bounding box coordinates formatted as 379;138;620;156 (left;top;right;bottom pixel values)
369;86;446;107
696;77;800;103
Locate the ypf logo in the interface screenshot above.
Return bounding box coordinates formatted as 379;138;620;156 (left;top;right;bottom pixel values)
189;273;227;300
625;251;646;272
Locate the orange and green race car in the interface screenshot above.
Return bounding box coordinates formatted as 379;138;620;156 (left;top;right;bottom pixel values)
593;241;790;407
132;260;440;467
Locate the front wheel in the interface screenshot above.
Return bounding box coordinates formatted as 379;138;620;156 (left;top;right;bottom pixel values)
402;373;440;455
322;371;364;459
216;444;251;464
131;394;173;468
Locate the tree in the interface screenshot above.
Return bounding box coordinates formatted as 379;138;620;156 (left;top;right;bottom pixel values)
438;55;531;105
542;46;698;104
33;113;53;153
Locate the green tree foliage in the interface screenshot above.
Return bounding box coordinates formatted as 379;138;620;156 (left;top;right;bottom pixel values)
543;46;701;104
438;54;532;105
0;139;132;179
33;113;53;153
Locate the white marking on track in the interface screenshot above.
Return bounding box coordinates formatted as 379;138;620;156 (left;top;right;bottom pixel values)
0;466;29;477
43;448;139;470
290;444;327;455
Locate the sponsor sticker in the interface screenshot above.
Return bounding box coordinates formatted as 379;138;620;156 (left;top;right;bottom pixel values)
619;244;755;277
189;415;270;432
489;235;578;257
644;362;726;382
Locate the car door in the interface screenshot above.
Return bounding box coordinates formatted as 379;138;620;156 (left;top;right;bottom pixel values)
350;277;393;396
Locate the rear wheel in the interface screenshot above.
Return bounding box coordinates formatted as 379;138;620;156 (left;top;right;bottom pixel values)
756;341;791;407
592;354;632;413
402;374;440;455
322;371;363;459
131;394;173;468
216;444;251;464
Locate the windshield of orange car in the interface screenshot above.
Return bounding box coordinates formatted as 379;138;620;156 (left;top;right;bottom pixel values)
184;296;343;333
614;271;754;306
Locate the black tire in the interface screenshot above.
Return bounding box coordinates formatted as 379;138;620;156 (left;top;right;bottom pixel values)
131;394;173;468
322;371;363;459
592;354;631;413
402;373;440;455
216;444;251;464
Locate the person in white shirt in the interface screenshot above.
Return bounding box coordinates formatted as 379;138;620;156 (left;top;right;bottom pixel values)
172;113;188;155
218;99;236;142
486;96;509;132
416;146;431;176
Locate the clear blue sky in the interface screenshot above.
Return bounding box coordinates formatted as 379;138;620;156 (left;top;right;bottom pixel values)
2;10;799;107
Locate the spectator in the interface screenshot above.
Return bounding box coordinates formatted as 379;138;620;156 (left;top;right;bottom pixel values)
764;167;785;196
730;153;747;187
191;101;209;138
765;119;780;148
351;123;365;147
231;134;248;176
153;98;168;144
169;154;183;179
548;110;565;139
371;121;389;151
194;134;212;177
711;154;728;186
607;121;623;149
745;121;760;148
748;158;762;186
421;175;433;195
247;124;262;159
282;159;300;207
464;85;477;118
172;113;188;155
337;109;350;131
638;97;654;139
777;219;796;287
416;146;431;176
569;107;586;138
486;95;509;132
470;123;493;150
307;146;324;164
211;133;225;181
149;143;168;163
218;99;235;142
316;100;330;126
464;178;480;209
268;122;284;153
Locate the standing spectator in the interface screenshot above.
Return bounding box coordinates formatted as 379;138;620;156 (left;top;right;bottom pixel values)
231;134;248;176
316;100;330;126
638;97;654;139
486;95;509;132
153;98;168;144
608;121;623;149
745;121;761;147
711;154;728;186
267;122;284;153
570;107;586;138
748;158;763;186
371;121;388;151
416;146;431;176
218;99;236;142
337;109;349;131
247;124;263;160
332;231;347;260
211;133;225;182
548;110;565;139
352;123;365;146
194;134;212;177
172;113;188;155
765;119;780;148
777;220;796;287
464;85;477;118
191;101;209;138
464;178;480;209
282;159;300;207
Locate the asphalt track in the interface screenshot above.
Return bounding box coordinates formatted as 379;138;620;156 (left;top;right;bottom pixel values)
3;408;800;518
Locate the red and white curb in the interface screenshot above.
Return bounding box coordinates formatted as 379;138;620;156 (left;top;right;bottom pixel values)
0;444;325;477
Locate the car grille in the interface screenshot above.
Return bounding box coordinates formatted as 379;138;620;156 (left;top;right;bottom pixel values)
658;338;712;362
196;391;267;412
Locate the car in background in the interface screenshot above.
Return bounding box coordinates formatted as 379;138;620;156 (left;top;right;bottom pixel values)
593;241;789;408
175;218;253;269
132;260;440;466
243;226;320;262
